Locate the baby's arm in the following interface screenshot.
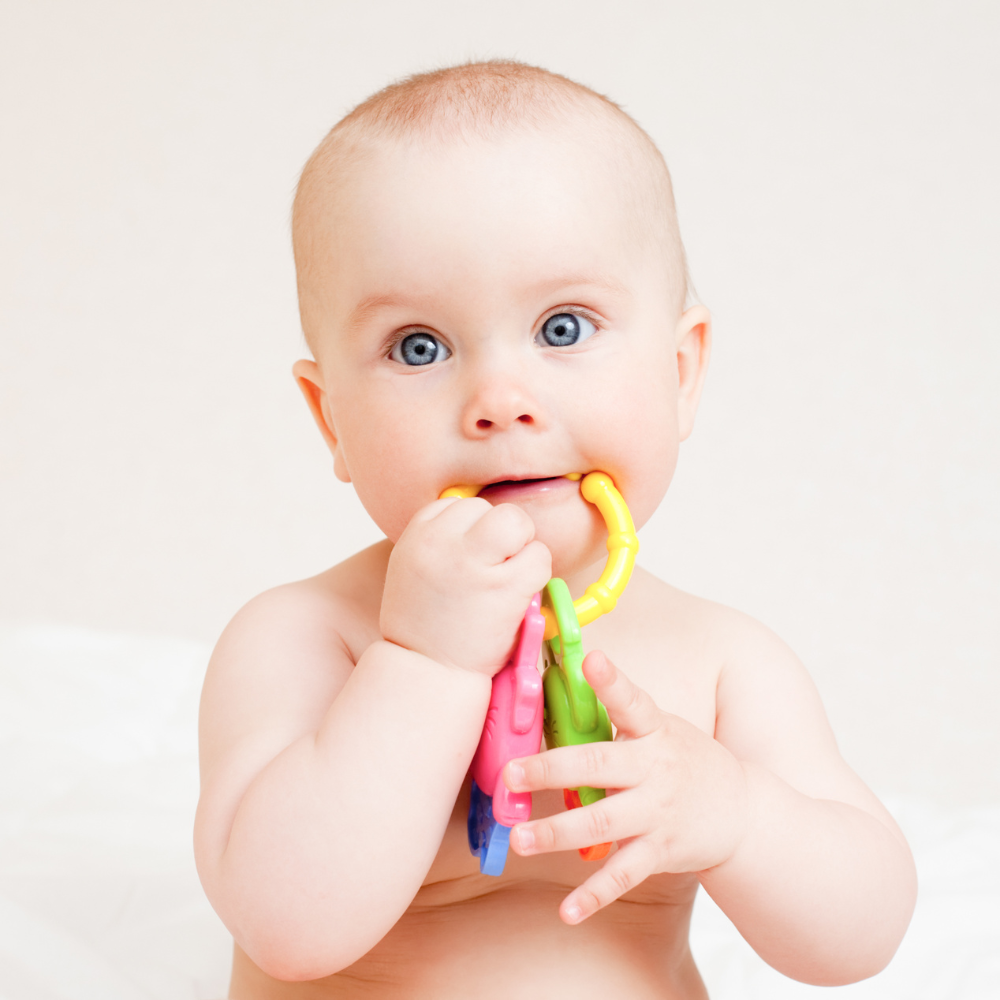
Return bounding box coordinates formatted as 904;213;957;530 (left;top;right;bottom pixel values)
506;614;916;985
701;619;917;983
194;498;550;981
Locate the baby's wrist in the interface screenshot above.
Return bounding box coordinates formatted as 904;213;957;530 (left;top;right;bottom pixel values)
699;760;776;881
356;637;492;736
376;633;492;681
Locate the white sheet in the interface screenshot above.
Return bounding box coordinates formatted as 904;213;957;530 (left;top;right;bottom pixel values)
1;624;996;999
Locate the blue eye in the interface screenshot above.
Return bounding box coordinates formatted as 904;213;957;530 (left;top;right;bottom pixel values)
391;332;450;366
537;312;596;348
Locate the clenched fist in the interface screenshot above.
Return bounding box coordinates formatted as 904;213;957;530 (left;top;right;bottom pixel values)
380;496;552;676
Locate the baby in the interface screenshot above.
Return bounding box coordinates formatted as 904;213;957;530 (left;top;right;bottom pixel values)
194;62;916;998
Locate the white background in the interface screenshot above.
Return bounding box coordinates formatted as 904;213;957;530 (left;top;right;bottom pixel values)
2;0;997;813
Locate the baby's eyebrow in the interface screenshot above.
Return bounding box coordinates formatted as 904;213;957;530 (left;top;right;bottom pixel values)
344;293;415;333
527;272;630;300
344;273;629;335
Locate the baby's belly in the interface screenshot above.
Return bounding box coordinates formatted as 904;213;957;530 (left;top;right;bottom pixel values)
229;788;708;1000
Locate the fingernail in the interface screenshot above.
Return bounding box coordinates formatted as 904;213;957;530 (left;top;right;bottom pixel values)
564;903;582;923
507;762;525;788
517;827;535;852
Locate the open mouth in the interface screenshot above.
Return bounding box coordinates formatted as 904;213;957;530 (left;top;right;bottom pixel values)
477;476;579;502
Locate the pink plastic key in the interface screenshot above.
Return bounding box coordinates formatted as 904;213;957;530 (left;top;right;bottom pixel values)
469;593;545;826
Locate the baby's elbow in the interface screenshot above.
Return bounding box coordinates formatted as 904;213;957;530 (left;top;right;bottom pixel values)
794;858;917;986
785;916;913;987
803;951;896;988
828;868;917;984
249;948;336;984
202;851;390;980
844;922;914;985
240;923;363;983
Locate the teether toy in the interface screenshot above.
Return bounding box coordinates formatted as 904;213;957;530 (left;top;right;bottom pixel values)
442;472;638;874
468;593;546;875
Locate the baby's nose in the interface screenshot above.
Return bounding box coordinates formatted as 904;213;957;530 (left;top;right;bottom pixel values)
461;377;545;437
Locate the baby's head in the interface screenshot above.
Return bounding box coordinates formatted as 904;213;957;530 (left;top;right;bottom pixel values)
292;62;710;579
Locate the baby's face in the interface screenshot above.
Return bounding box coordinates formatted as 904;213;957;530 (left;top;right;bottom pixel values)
298;126;708;579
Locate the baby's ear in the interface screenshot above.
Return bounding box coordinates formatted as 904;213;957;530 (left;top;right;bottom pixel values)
292;360;352;483
675;306;712;441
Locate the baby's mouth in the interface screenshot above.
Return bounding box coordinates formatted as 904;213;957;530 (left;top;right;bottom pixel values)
477;476;579;503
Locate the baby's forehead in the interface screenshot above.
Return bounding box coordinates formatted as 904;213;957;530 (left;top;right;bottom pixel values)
292;65;688;336
299;116;675;259
330;119;653;221
302;130;669;306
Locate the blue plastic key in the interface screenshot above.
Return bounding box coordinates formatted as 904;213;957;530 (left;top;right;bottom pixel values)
467;780;512;876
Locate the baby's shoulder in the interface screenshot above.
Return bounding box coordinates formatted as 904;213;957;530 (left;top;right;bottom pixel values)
217;540;390;660
199;543;391;765
603;568;816;729
614;566;788;665
620;573;876;814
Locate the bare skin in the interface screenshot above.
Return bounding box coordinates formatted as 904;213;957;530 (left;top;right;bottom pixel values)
206;542;910;999
195;111;916;997
219;547;714;999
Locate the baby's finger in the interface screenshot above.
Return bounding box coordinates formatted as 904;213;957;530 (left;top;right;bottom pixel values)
501;538;552;595
426;494;495;532
464;502;537;564
407;495;466;524
505;740;641;794
583;650;663;740
559;839;658;924
510;789;643;857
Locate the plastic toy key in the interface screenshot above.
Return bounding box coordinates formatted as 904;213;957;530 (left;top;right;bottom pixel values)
542;577;614;860
442;471;638;873
467;593;546;875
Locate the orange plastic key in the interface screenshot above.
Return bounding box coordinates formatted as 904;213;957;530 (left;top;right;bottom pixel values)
562;788;612;861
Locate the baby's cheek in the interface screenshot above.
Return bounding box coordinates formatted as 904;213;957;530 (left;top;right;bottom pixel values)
622;466;675;534
608;435;679;533
603;367;680;527
332;391;447;539
340;446;437;544
350;469;432;544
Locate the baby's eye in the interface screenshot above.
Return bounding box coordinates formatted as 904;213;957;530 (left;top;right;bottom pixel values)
537;312;596;348
391;331;451;366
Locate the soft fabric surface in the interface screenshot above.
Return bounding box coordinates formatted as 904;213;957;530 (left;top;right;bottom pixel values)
1;625;996;999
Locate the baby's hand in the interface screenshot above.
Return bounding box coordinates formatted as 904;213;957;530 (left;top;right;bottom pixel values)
381;497;552;676
505;651;749;923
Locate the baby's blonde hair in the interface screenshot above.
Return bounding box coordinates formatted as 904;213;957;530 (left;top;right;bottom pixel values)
323;60;641;140
293;61;689;346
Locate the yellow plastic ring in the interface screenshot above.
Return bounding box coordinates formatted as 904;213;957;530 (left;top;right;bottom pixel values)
438;472;638;639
